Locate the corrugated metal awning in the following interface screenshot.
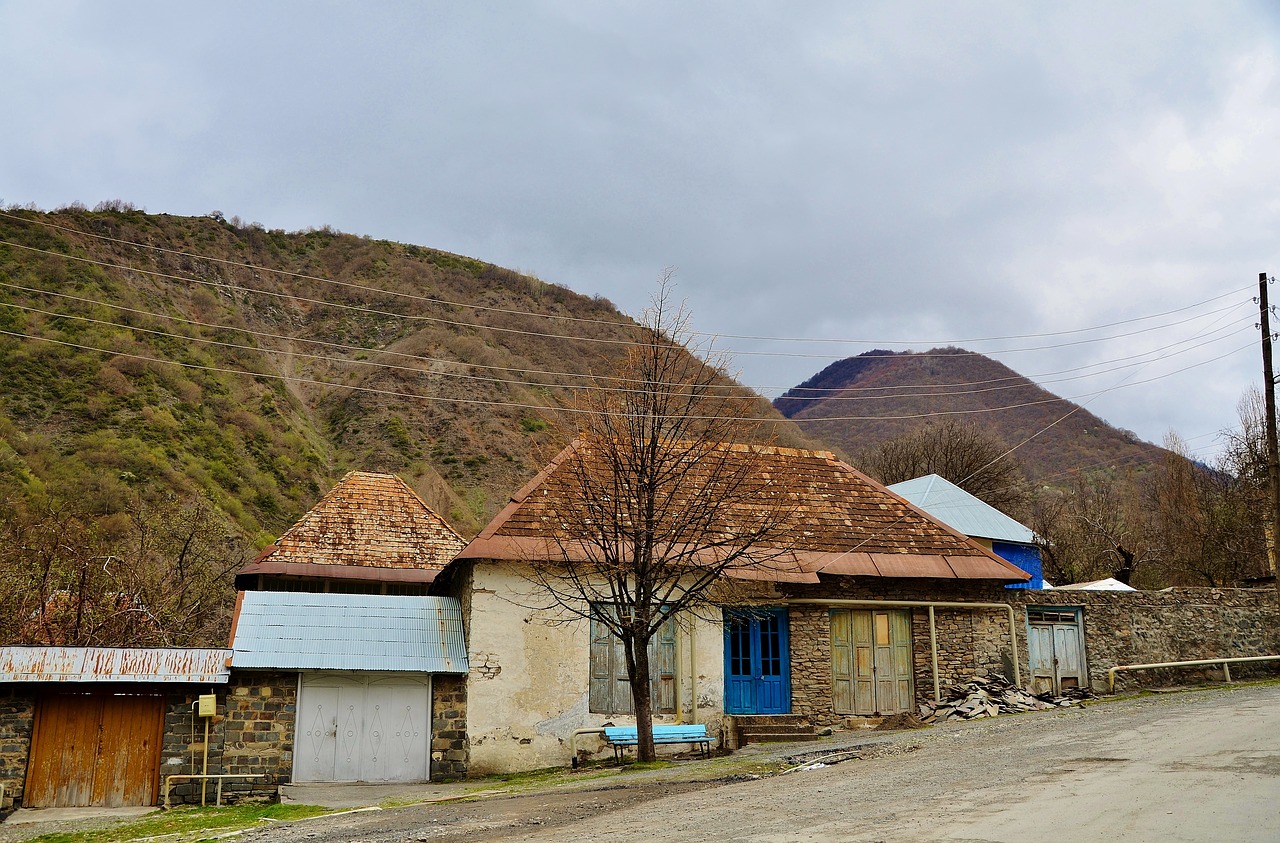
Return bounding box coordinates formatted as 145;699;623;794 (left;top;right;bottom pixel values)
0;647;231;683
230;592;469;674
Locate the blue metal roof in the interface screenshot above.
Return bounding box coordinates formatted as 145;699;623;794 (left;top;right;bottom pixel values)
230;592;468;673
889;474;1037;545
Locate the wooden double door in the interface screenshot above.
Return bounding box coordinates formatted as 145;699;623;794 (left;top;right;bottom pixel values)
26;692;165;808
1027;607;1085;695
831;609;915;716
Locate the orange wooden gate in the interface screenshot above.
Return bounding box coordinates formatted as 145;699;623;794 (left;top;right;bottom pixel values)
26;693;165;808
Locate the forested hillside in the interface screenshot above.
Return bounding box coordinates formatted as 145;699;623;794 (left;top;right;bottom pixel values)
0;205;808;645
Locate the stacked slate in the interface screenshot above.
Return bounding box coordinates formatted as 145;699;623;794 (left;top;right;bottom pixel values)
918;674;1094;723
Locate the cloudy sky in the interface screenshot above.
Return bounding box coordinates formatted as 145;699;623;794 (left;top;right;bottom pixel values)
3;1;1279;461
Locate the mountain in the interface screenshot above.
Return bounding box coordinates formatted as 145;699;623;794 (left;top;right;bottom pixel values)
0;206;814;546
773;347;1170;486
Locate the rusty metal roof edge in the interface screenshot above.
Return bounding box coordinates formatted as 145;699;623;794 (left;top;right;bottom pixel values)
0;646;233;683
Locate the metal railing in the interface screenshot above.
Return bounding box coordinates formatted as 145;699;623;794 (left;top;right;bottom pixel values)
163;774;264;809
1107;654;1280;693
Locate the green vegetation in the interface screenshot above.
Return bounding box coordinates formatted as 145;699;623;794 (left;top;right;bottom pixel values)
23;802;331;843
2;206;773;647
520;417;549;433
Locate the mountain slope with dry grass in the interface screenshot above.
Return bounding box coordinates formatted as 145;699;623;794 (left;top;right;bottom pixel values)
0;206;813;545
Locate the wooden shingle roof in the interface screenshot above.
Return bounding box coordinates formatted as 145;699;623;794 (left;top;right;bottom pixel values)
238;471;465;585
458;441;1029;583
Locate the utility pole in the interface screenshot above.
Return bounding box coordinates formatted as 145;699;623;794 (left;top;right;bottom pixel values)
1258;272;1280;579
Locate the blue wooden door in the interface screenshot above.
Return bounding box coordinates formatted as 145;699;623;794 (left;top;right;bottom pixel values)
724;608;790;714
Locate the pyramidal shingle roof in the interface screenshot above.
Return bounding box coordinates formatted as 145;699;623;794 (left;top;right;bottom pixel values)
238;471;465;584
457;440;1029;583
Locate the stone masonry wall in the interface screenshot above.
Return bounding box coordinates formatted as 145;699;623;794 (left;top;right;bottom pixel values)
1005;587;1280;692
788;605;832;724
0;692;34;810
220;672;296;798
431;673;468;779
161;673;297;805
783;579;1279;722
781;578;1015;725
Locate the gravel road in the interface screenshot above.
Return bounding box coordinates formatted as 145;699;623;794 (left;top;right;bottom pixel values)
250;684;1279;843
5;684;1277;842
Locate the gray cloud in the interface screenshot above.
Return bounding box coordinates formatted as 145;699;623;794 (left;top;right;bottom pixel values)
3;0;1278;460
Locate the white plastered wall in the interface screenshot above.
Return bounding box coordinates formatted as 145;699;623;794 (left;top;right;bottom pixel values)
465;561;726;773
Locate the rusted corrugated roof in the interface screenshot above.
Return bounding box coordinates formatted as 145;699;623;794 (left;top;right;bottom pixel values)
456;439;1029;583
237;471;465;584
230;591;469;674
0;647;231;683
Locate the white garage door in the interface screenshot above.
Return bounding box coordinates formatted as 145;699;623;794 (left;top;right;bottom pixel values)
295;672;432;782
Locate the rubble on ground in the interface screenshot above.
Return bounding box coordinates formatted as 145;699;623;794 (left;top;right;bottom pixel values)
875;712;929;731
919;674;1095;723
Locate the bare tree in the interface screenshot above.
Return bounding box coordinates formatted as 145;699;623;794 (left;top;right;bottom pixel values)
859;419;1030;515
1028;472;1158;586
0;492;244;647
1143;433;1268;586
524;276;800;761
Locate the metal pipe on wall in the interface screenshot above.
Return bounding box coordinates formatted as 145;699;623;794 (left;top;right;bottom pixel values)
927;605;940;702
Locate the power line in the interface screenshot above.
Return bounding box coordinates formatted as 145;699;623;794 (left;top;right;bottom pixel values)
4;272;1244;398
0;325;1254;424
0;210;636;330
0;212;1256;355
0;294;1252;406
0;237;1255;365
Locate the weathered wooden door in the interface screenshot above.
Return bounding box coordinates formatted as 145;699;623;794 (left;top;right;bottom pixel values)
724;609;790;715
1027;608;1085;695
831;609;914;715
26;692;164;808
295;673;432;782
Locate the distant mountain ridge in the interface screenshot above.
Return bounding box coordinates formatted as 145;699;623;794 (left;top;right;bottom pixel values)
774;347;1170;485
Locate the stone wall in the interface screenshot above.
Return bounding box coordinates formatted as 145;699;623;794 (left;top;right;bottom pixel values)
781;579;1279;723
0;692;34;810
1006;587;1280;692
159;673;296;805
788;604;832;723
431;673;468;779
219;672;297;798
781;578;1015;725
160;691;223;804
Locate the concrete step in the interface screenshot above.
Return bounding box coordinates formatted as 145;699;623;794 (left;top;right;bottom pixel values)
740;731;822;743
723;714;819;748
738;723;816;736
731;714;809;726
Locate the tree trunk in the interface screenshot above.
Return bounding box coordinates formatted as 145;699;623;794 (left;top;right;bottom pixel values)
624;629;656;762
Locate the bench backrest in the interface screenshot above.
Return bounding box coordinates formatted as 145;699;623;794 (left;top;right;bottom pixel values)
604;724;709;741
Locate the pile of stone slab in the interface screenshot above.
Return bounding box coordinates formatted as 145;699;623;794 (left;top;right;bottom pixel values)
919;674;1093;723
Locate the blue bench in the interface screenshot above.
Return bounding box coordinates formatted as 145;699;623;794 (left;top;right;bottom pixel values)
603;724;712;760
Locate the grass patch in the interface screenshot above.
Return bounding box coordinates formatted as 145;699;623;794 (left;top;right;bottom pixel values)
482;766;565;785
25;803;331;843
620;761;672;772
